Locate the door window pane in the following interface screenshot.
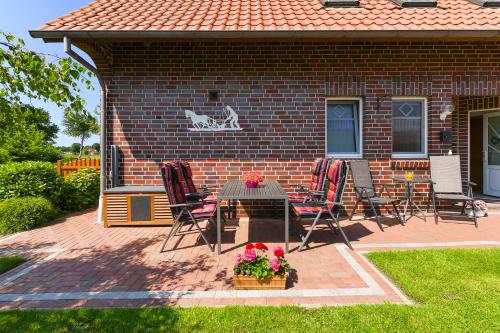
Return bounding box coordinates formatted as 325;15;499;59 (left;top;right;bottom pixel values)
327;100;360;155
488;116;500;166
392;99;425;155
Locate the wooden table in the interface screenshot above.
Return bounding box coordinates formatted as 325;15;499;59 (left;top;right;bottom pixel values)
216;180;289;255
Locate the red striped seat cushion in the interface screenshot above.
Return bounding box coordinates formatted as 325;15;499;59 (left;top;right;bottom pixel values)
190;203;216;219
288;194;307;203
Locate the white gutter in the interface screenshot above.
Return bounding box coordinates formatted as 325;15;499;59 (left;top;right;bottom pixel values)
64;36;107;225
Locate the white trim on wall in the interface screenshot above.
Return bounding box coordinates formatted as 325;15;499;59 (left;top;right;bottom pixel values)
391;96;428;159
325;97;364;159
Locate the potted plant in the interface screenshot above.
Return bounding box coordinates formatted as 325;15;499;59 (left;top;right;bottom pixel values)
233;243;291;290
465;200;488;218
242;172;263;188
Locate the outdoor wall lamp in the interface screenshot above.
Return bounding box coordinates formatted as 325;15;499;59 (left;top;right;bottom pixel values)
440;104;454;122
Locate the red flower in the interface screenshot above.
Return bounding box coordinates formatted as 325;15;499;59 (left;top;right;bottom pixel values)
273;246;285;258
242;172;263;183
255;242;268;251
245;243;255;250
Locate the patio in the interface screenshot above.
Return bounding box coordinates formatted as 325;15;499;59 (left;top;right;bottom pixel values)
0;208;498;309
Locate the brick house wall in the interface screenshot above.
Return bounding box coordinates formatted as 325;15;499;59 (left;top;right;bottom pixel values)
83;41;499;216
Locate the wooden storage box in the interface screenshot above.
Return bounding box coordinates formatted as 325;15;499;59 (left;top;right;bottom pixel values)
233;274;287;290
103;186;173;227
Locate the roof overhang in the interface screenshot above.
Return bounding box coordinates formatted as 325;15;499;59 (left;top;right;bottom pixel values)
30;29;500;42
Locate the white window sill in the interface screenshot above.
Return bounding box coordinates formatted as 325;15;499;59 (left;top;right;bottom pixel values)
327;154;363;159
392;154;428;159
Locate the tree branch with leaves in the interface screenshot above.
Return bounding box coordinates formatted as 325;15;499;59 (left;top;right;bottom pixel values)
0;31;94;163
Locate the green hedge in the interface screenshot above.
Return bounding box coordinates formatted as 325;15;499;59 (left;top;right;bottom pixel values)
61;168;100;211
0;161;63;204
0;197;57;234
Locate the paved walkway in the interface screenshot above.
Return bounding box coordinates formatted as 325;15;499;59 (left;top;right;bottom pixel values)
0;209;498;308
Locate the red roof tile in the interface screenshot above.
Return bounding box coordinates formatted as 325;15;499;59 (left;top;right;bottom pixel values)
33;0;500;35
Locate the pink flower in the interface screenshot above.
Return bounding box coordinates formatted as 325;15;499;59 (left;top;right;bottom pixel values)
243;248;257;261
269;258;281;272
235;254;244;265
273;246;285;258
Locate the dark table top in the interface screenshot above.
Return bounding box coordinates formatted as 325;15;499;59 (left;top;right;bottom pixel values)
392;176;432;184
218;180;288;200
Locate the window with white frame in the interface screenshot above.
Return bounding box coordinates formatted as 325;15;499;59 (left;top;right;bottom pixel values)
392;97;427;157
326;98;362;158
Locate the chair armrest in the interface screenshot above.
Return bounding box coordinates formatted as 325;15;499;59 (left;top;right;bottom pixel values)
291;184;308;193
293;200;342;208
468;181;477;186
373;182;399;188
309;190;324;197
200;185;214;193
186;192;203;198
167;202;203;208
353;185;373;190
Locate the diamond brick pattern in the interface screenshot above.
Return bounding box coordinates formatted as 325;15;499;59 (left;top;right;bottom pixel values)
35;0;500;32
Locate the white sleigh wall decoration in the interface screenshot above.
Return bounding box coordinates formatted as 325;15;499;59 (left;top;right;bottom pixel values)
185;106;242;132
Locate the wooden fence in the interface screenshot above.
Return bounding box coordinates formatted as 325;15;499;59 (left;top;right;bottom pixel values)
57;158;100;177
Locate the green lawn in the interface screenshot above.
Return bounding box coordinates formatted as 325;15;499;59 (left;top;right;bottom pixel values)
0;248;498;333
0;256;26;275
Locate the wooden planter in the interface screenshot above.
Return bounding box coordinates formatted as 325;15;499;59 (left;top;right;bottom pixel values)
233;274;286;290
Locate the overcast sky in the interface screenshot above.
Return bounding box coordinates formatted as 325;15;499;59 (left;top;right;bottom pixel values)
0;0;99;147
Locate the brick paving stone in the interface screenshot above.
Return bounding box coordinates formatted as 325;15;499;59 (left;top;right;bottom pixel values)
0;209;498;308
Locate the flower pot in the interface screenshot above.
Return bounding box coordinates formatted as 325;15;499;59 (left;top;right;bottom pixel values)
245;181;259;188
233;274;286;290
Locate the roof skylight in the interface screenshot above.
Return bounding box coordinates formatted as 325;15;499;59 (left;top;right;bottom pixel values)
468;0;500;7
322;0;360;8
392;0;437;7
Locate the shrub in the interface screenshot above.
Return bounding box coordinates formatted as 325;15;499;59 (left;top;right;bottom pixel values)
0;161;63;204
0;197;56;234
62;168;100;211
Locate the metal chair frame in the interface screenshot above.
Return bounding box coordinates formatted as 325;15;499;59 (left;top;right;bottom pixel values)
348;160;404;231
159;165;215;253
293;162;352;251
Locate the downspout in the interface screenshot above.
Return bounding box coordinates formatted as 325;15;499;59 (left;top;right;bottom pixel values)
64;36;107;225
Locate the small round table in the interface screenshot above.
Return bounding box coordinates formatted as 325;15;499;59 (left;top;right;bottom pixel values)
392;176;432;222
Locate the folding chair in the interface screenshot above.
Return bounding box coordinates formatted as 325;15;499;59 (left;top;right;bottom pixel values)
289;158;331;204
291;160;352;250
159;163;216;252
173;161;217;203
174;160;235;219
349;160;404;231
429;155;478;227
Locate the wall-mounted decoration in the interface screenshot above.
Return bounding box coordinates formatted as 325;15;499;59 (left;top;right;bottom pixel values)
439;104;454;122
185;106;242;132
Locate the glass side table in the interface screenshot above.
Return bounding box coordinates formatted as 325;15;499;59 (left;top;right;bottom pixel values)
392;176;432;222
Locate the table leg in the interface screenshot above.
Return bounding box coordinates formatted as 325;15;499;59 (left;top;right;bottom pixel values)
409;183;414;217
285;197;289;253
217;198;221;255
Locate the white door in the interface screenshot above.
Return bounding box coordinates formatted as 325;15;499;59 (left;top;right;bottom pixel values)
484;111;500;197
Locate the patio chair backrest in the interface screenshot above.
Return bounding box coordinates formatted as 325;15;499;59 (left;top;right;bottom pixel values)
430;155;463;193
349;160;374;197
309;158;330;191
161;163;187;214
323;160;349;213
177;161;198;194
